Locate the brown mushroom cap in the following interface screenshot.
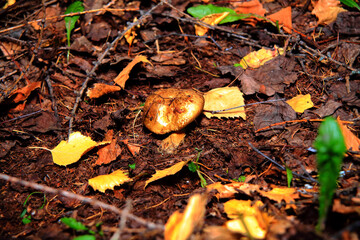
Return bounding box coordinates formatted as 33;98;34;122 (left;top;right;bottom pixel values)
143;88;204;135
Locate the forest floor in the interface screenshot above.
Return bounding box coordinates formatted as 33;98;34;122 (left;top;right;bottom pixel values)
0;0;360;239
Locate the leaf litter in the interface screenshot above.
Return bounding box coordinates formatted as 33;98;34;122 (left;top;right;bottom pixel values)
0;0;360;239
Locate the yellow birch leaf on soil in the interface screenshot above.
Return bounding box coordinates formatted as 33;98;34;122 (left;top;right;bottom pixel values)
113;55;151;89
86;83;121;99
165;194;207;240
195;12;229;36
51;132;110;166
239;45;284;69
145;159;191;188
286;94;314;113
203;86;246;120
337;117;360;156
224;199;263;219
88;169;132;193
312;0;346;25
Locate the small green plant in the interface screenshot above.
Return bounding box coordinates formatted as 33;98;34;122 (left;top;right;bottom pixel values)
188;148;207;187
233;175;246;182
285;166;293;188
61;217;103;240
20;192;46;224
129;163;136;170
64;1;84;62
314;117;346;232
340;0;360;11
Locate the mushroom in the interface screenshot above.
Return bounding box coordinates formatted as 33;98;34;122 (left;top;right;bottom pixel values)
143;88;204;152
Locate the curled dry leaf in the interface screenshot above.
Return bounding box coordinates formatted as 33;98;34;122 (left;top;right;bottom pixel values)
286;94;314;113
203;86;246;120
10;81;41;103
337;117;360;156
312;0;346;25
195;12;229;36
95;130;122;166
86;83;121;99
88;169;132;193
238;45;284;69
143;88;204;135
51;132;110;166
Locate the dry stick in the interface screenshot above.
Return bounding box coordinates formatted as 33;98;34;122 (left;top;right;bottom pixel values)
247;142;318;183
0;110;42;124
0;173;165;230
68;2;163;137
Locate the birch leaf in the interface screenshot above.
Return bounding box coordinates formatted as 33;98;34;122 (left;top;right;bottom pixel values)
88;169;132;193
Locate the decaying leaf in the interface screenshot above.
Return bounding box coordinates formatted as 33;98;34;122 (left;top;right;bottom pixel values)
121;139;140;156
224;199;264;219
267;6;292;33
113;55;151;89
51;132;109;166
195;12;229;36
10;81;41;103
238;45;284;69
165;194;207;240
232;0;266;16
86;83;121;99
124;17;138;46
337;117;360;155
312;0;346;25
88;169;132;193
203;86;246;120
2;0;15;9
145;159;191;188
260;186;299;205
0;41;22;59
95;130;122;166
160;132;186;153
286;94;314;113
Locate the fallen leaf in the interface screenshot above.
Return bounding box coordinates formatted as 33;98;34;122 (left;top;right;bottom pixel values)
51;132;109;166
113;55;151;89
203;86;246;120
337;117;360;155
2;0;15;9
165;194;207;240
286;94;314;113
88;169;132;193
95;130;122;166
238;46;284;69
267;6;292;33
0;41;22;59
86;83;121;99
259;186;299;205
312;0;346;25
195;12;229;36
332;199;360;214
160;132;186;153
232;0;266;16
124;17;138;46
207;182;260;199
10;81;41;103
224;199;264;219
121;139;141;156
145;159;191;188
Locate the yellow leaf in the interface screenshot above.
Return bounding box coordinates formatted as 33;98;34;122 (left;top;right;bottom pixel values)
286;94;314;113
195;12;229;36
165;194;207;240
226;218;266;239
124;17;138;46
145;160;190;188
224;199;263;219
3;0;15;9
312;0;346;25
51;132;109;166
113;55;151;89
259;187;299;205
88;169;132;193
239;46;284;69
203;86;246;119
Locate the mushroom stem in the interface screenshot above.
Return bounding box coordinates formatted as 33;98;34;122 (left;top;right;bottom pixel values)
160;130;186;153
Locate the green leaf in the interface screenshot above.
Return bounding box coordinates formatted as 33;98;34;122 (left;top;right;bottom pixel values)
129;163;136;170
61;217;88;231
187;4;251;24
314;117;346;232
340;0;360;11
73;235;96;240
286;166;293;188
197;171;207;188
188;161;198;172
22;215;32;225
65;1;84;47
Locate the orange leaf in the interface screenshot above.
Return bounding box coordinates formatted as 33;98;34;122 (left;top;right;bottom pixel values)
160;132;186;153
121;139;140;156
312;0;346;25
165;194;207;240
195;12;229;36
337;117;360;155
95;130;122;166
113;55;151;89
86;83;121;99
88;169;132;193
259;186;299;205
10;81;41;103
232;0;266;16
267;7;292;33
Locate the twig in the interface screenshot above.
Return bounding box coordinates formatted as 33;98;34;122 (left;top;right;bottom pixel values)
68;2;163;137
0;173;165;230
0;110;43;124
247;142;318;183
44;74;59;121
110;199;133;240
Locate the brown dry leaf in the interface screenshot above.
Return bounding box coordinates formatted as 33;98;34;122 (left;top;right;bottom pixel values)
145;159;191;188
232;0;266;15
160;132;186;153
337;117;360;155
113;55;151;89
51;132;110;166
286;94;314;113
332;199;360;214
165;194;207;240
312;0;346;25
10;81;41;103
0;41;22;59
239;46;284;69
224;199;272;239
95;130;122;166
267;6;292;33
259;186;299;205
195;12;229;36
88;169;132;193
203;87;246;120
121;139;141;156
207;182;260;199
86;83;121;99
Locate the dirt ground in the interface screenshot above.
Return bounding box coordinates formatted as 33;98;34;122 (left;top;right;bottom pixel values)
0;0;360;239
